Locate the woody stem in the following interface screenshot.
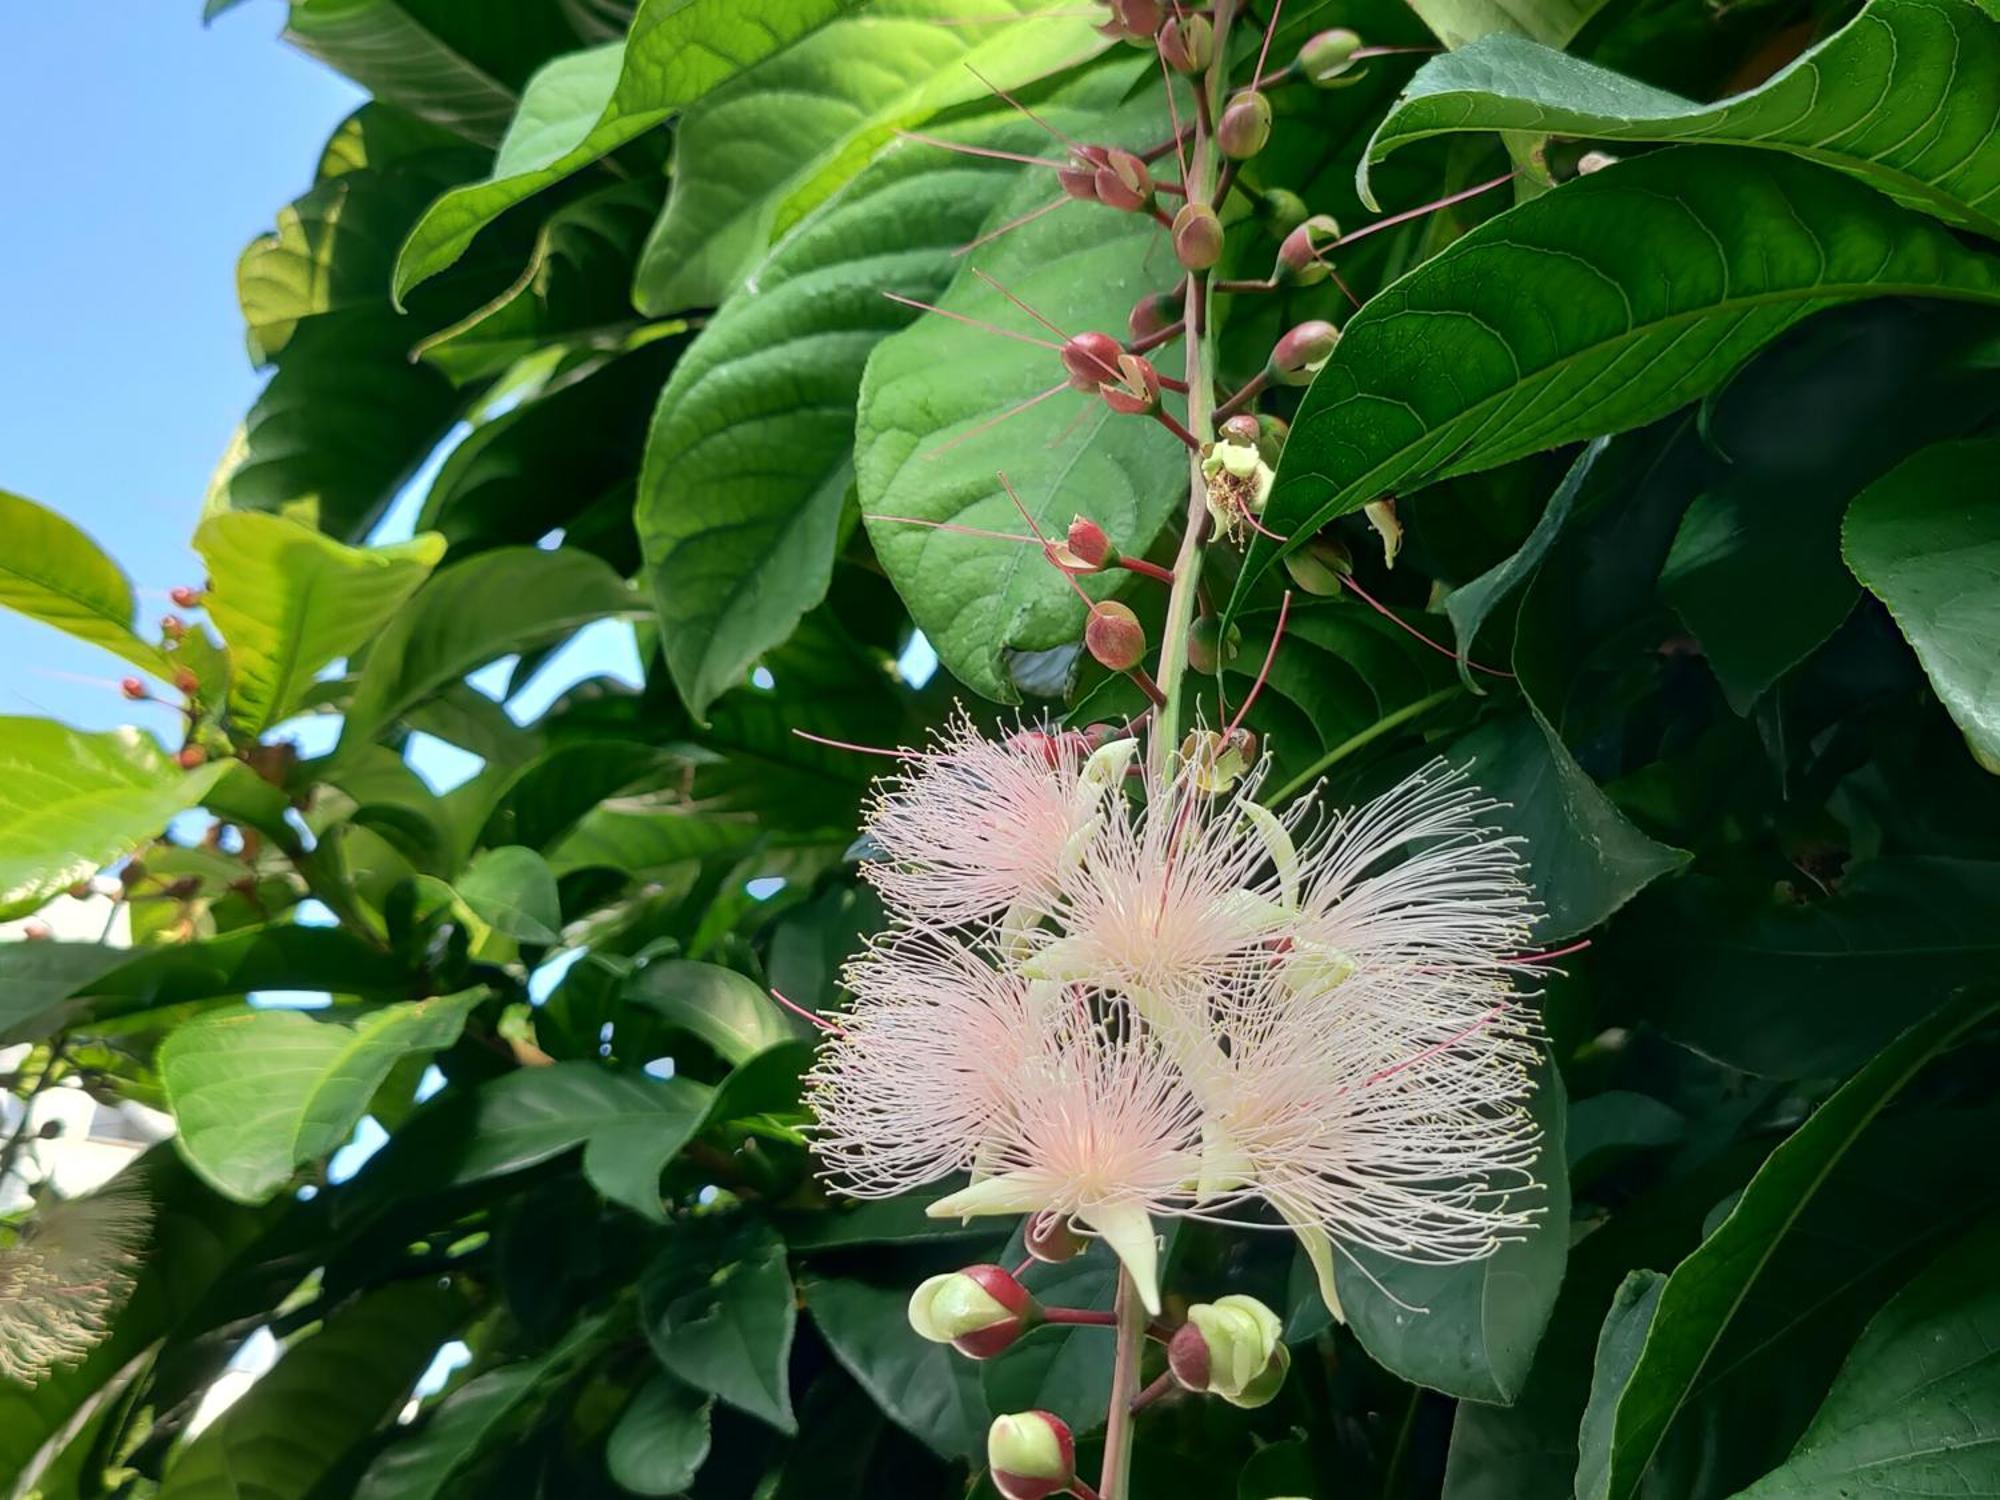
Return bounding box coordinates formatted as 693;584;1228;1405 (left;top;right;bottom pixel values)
1098;1267;1148;1500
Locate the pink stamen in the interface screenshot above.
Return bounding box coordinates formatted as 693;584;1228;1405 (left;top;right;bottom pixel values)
1334;173;1515;250
964;60;1085;150
882;291;1064;352
929;380;1071;457
1504;938;1592;966
896;131;1067;170
932;6;1105;22
1227;590;1291;736
1250;0;1285;89
1364;1002;1509;1087
1338;573;1514;678
865;512;1046;547
956;194;1069;257
1239;505;1291;545
791;728;913;760
770;985;845;1036
998;472;1099;607
1157;41;1191;184
972;268;1076;345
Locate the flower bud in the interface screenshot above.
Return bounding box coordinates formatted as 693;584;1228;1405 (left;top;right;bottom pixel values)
1577;149;1618;175
1172;201;1224;271
22;920;52;942
119;677;147;701
1108;0;1162;37
1300;27;1365;85
1168;1295;1290;1407
1365;497;1403;568
174;667;200;696
1093;148;1153;212
1271;320;1339;385
1188;615;1241;675
1058;144;1108;202
1156;12;1214;71
1099;353;1161;416
1060;331;1124;392
1128;290;1179;341
1217;90;1272;160
67;880;95;900
1219;414;1262;446
988;1411;1076;1500
1085;600;1147;671
1025;1210;1088;1263
909;1265;1040;1358
1066;515;1115;569
1259;187;1308;239
176;745;208;769
169;585;203;608
160;613;185;639
1282;534;1354;595
1276;214;1340;285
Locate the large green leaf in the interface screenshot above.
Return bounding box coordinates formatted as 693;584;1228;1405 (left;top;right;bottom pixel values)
1405;0;1610;50
623;960;799;1066
455;845;562;943
638;60;1137;718
640;1216;797;1433
854;110;1186;701
0;490;169;677
337;547;640;749
804;1272;991;1460
1338;1062;1570;1403
608;1374;714;1496
159;993;478;1202
1610;859;2000;1078
1362;0;2000;234
282;0;586;145
157;1280;463;1500
1845;438;2000;772
393;0;867;301
1572;988;1998;1499
1233;148;2000;614
0;719;229;920
194;511;445;732
1736;1215;2000;1498
632;1;1101;314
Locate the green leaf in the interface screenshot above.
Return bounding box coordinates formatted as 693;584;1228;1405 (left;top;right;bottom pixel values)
159;993;478;1202
393;0;866;302
1573;1271;1668;1500
632;2;1102;314
624;959;799;1066
607;1374;714;1496
194;511;445;732
640;1216;797;1433
1406;0;1610;50
337;547;639;749
1339;1061;1569;1403
640;58;1141;718
282;0;587;145
0;489;169;676
0;719;229;920
1233;148;2000;615
1362;0;2000;234
1845;437;2000;772
1735;1215;2000;1498
1446;440;1602;695
1451;709;1687;940
980;1247;1118;1433
1567;1091;1683;1189
456;845;562;943
477;739;670;852
855;110;1186;702
1610;859;2000;1078
1572;987;1999;1499
805;1272;990;1460
157;1280;463;1499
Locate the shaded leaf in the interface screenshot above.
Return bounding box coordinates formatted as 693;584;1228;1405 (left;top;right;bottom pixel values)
805;1272;990;1460
456;845;562;943
624;959;800;1066
607;1374;714;1496
641;1216;797;1432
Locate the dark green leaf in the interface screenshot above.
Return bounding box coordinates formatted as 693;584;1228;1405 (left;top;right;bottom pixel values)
1573;1271;1668;1500
805;1273;989;1460
456;845;562;943
607;1374;714;1496
624;960;799;1067
641;1217;797;1433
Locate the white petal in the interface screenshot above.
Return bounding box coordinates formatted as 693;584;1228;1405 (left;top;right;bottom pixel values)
1079;1200;1162;1315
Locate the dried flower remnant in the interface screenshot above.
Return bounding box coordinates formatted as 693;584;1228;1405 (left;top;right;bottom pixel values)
0;1179;150;1384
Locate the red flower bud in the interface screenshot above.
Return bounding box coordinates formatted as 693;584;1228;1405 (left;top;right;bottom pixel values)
174;668;200;696
1172;201;1224;271
22;920;52;942
988;1411;1076;1500
1025;1210;1088;1263
1092;148;1152;212
1219;414;1262;445
1060;331;1124;392
1099;353;1162;416
1066;516;1115;568
910;1264;1041;1359
1276;214;1341;284
1104;0;1161;38
1271;320;1340;385
1168;1321;1211;1390
1128;290;1179;341
1300;27;1365;85
160;613;185;638
1157;12;1214;71
1217;90;1272;160
119;677;148;701
176;745;208;769
169;585;203;608
1085;600;1147;671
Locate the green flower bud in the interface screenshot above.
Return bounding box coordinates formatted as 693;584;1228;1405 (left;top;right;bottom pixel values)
1157;12;1214;72
1217;90;1273;160
909;1265;1039;1358
1300;27;1365;85
988;1410;1076;1500
1282;534;1354;596
1188;615;1241;675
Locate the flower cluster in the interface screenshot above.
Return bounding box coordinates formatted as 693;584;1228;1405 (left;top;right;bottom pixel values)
0;1179;150;1384
808;719;1545;1316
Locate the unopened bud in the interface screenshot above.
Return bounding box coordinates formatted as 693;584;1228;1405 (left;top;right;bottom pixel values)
1085;600;1147;671
909;1265;1039;1358
1168;1295;1290;1407
176;745;208;770
119;677;148;701
988;1411;1076;1500
67;880;95;900
1099;353;1161;416
1271;320;1339;385
1259;187;1308;239
1365;497;1403;568
1172;201;1224;271
1300;27;1365;85
1283;534;1354;595
1188;615;1241;675
1156;12;1214;71
1217;90;1272;160
1060;330;1125;392
1128;290;1179;341
174;668;200;696
1066;516;1115;569
1093;148;1153;212
1025;1210;1087;1263
1276;215;1340;285
1576;149;1619;175
160;614;185;639
1059;144;1108;202
22;920;52;942
1220;414;1262;445
169;585;203;609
